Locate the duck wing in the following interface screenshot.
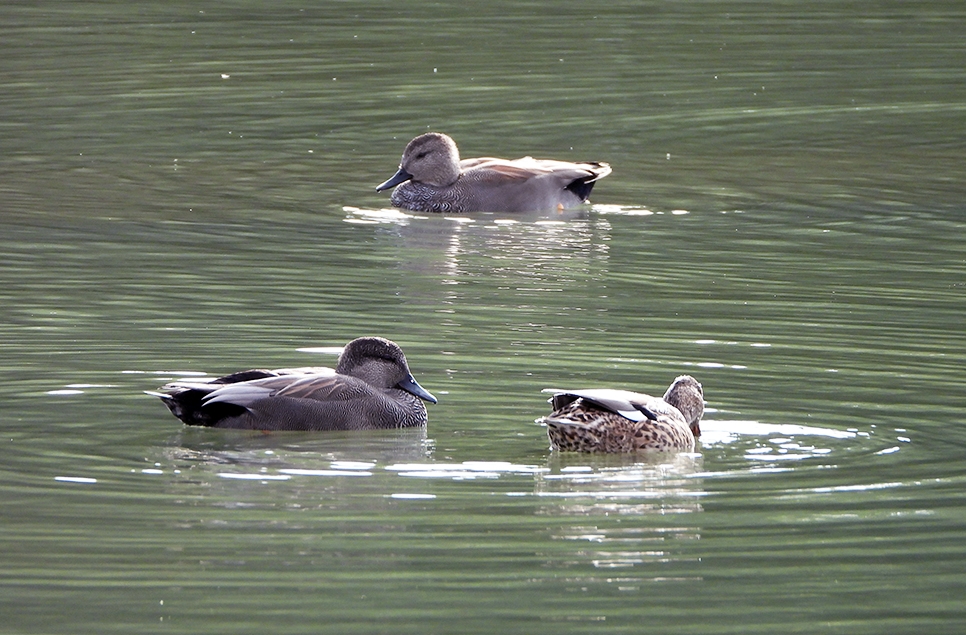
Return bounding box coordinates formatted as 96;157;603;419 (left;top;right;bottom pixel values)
459;156;503;169
515;157;610;180
542;388;660;422
465;159;546;182
161;366;333;391
465;159;610;204
201;369;368;409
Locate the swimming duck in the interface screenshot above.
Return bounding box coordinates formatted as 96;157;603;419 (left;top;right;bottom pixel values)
540;375;704;452
376;132;611;213
149;337;437;431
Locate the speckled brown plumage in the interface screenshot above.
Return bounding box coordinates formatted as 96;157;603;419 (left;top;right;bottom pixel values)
541;375;704;453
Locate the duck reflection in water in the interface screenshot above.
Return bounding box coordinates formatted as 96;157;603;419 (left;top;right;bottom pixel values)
534;451;704;574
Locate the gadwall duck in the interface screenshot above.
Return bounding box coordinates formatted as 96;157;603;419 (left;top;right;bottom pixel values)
376;132;611;213
540;375;704;453
149;337;437;431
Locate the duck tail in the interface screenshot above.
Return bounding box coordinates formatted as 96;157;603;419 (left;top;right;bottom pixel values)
566;162;612;201
149;383;247;426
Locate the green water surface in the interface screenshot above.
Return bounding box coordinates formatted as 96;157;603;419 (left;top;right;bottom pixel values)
1;1;964;633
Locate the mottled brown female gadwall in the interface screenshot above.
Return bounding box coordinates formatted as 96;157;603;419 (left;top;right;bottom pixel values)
149;337;437;431
540;375;704;452
376;132;611;213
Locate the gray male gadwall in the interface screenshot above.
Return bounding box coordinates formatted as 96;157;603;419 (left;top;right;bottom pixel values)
376;132;611;213
150;337;437;431
540;375;704;452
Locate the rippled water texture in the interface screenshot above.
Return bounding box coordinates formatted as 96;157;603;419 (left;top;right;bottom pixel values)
1;1;964;633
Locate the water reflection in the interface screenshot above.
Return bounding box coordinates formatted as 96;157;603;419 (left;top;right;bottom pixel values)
4;0;965;629
387;460;546;480
695;415;915;472
343;204;613;291
534;454;703;574
157;427;434;483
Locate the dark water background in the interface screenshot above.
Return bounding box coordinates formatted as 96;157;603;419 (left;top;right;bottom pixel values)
2;1;964;633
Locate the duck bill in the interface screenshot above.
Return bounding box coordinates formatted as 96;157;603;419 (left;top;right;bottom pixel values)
397;374;437;404
690;421;701;438
375;167;413;192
